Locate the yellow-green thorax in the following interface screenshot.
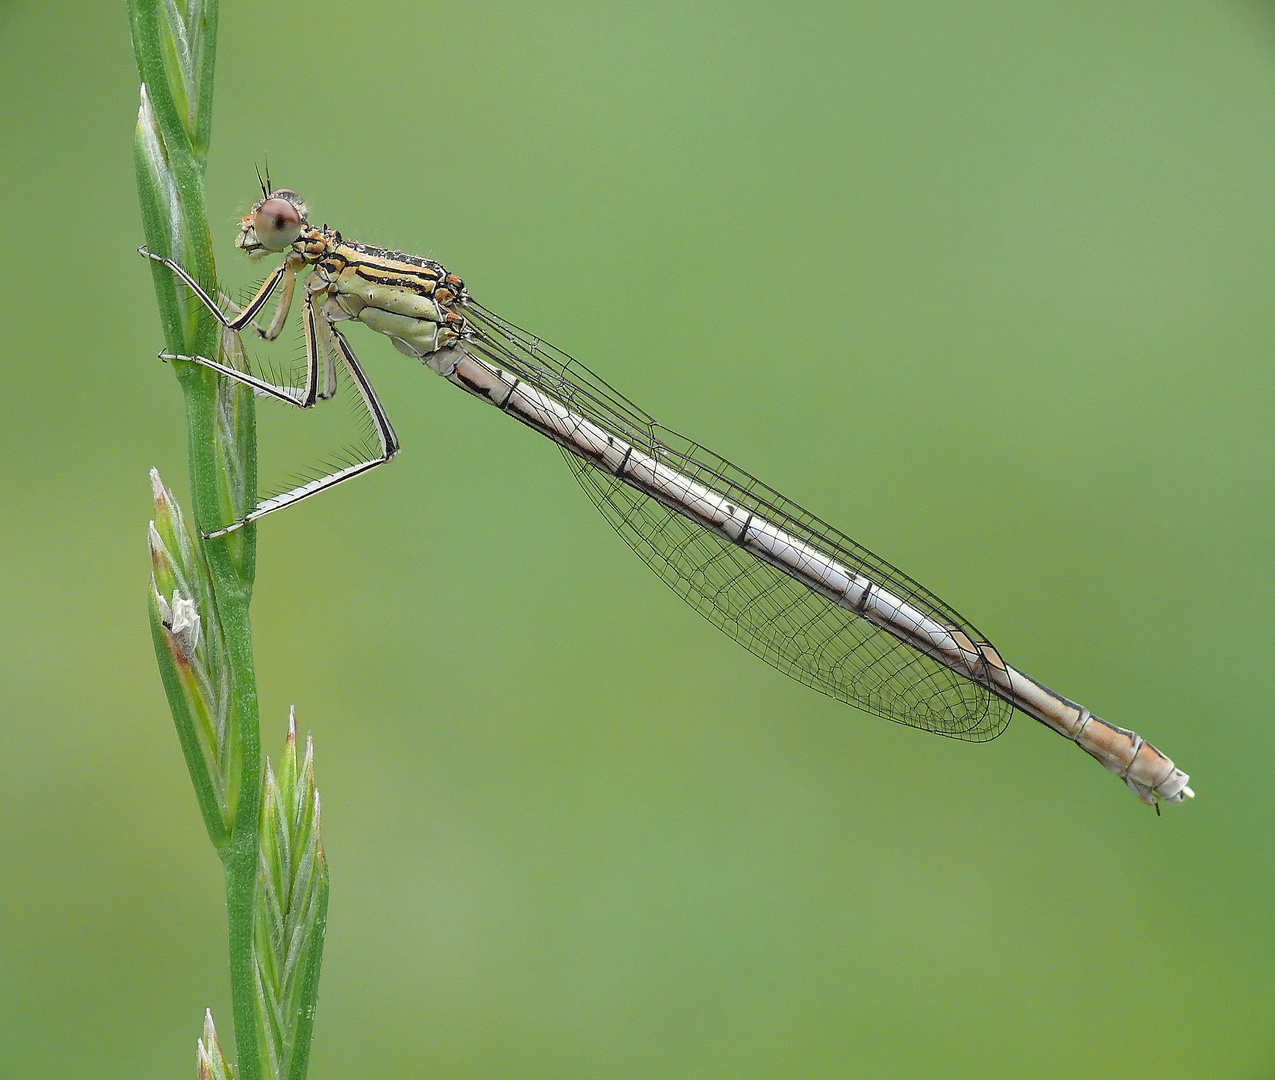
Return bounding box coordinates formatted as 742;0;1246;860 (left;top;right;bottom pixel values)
297;227;469;359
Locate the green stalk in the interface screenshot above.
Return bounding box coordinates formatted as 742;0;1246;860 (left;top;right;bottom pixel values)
128;1;262;1076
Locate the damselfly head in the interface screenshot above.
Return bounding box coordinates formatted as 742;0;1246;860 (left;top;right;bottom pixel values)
236;189;309;257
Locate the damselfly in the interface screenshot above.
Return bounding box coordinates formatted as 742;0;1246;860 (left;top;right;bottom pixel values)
140;185;1193;809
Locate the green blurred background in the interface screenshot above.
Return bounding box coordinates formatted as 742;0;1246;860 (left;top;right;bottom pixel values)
1;1;1272;1076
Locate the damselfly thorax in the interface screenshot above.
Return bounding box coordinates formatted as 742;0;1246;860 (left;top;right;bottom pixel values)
240;193;471;363
139;184;1194;809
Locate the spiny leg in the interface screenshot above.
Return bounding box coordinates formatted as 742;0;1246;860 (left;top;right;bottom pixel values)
152;263;320;408
147;248;334;404
311;282;340;401
319;322;339;401
256;259;301;341
138;246;301;334
319;301;400;461
141;247;398;536
219;259;301;342
160;320;320;409
203;293;400;538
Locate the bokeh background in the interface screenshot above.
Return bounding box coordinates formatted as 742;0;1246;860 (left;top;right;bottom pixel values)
1;1;1272;1076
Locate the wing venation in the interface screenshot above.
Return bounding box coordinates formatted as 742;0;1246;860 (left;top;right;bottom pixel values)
464;301;1012;741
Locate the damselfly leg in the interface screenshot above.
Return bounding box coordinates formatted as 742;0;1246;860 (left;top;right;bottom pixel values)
139;245;400;536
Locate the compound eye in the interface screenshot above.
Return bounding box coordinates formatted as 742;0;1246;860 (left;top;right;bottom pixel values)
252;195;304;251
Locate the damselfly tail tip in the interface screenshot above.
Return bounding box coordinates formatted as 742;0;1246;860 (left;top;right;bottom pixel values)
1134;766;1193;808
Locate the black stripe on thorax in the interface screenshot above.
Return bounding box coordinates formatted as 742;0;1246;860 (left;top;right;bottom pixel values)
352;265;442;293
341;240;447;272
